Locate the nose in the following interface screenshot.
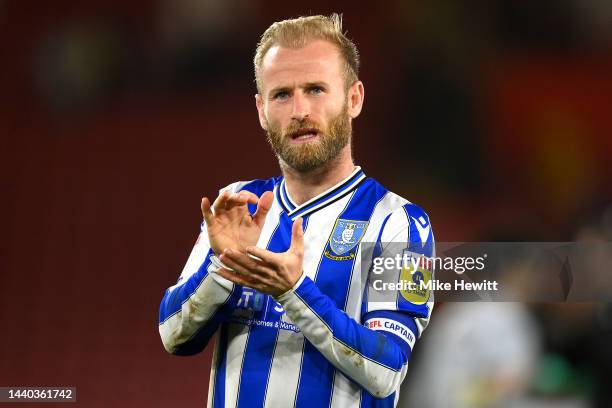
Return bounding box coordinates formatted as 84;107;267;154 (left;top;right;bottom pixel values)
290;90;310;121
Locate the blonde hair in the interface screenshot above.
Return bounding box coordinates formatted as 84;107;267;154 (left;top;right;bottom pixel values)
253;13;360;93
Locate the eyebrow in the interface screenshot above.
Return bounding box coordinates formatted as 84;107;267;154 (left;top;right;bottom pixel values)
268;81;330;97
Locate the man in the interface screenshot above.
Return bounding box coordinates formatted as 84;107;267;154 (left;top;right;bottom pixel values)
159;14;435;408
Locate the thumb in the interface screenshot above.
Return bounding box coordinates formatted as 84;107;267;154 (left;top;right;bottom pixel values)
253;191;273;228
290;217;304;256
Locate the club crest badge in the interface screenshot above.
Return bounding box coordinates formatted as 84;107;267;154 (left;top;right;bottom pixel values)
329;219;369;256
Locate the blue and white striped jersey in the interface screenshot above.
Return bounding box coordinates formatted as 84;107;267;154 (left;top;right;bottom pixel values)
159;167;435;408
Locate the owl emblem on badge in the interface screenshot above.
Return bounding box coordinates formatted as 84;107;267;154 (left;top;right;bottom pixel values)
341;223;356;243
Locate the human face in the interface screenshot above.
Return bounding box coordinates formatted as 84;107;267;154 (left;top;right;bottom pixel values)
255;40;364;172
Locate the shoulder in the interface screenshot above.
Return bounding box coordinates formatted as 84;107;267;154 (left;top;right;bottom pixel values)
366;177;434;251
219;176;281;195
364;177;432;224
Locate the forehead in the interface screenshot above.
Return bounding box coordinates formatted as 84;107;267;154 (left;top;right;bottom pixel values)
259;39;344;93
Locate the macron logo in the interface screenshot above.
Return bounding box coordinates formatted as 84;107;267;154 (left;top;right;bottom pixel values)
411;216;430;246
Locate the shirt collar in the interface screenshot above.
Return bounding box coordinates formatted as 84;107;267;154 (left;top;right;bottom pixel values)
275;166;366;220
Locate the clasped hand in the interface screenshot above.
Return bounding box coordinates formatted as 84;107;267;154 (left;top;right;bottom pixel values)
201;190;304;297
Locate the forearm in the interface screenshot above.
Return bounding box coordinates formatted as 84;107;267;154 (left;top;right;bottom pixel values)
159;253;240;355
276;275;414;398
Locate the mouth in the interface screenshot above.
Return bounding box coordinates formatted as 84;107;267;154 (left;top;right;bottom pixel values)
288;128;320;144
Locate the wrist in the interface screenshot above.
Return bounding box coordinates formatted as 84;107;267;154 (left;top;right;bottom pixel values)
209;254;228;270
274;271;307;302
209;255;236;291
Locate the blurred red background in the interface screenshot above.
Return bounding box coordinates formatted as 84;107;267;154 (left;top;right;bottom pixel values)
2;1;611;406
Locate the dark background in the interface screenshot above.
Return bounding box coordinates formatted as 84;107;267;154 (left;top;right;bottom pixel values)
2;1;612;406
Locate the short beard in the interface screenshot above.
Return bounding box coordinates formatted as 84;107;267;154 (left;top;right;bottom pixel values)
266;104;351;173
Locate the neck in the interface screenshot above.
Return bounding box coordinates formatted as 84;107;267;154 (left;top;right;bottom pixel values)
280;145;355;205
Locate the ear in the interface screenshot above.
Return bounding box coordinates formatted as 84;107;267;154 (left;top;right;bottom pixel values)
346;80;364;119
255;94;268;130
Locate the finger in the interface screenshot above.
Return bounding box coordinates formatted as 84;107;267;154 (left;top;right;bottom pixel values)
223;192;244;210
220;252;278;288
245;245;280;265
221;249;268;275
217;268;275;294
237;191;260;205
289;217;304;256
225;191;258;209
253;191;274;228
219;251;257;277
223;249;279;279
217;268;256;288
212;190;230;214
201;197;214;226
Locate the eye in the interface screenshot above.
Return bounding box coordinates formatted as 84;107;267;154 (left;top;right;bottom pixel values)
308;86;324;95
273;91;289;100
